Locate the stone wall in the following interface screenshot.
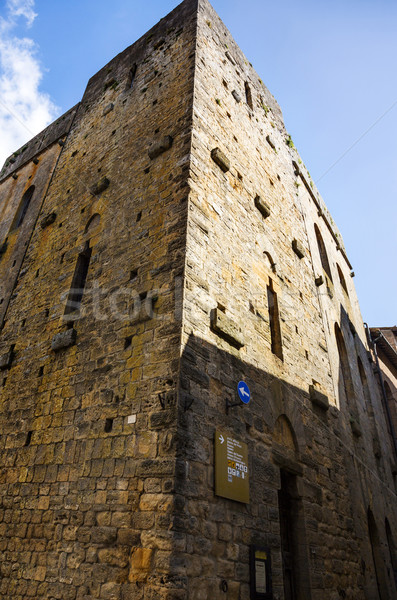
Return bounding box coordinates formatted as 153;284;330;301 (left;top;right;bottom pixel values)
177;1;397;599
0;1;199;598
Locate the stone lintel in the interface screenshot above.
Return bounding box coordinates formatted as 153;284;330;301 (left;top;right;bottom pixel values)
272;449;303;476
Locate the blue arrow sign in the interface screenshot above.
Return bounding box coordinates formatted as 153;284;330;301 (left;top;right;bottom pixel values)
237;381;251;404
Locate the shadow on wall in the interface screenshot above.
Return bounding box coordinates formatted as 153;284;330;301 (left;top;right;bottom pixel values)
174;329;397;599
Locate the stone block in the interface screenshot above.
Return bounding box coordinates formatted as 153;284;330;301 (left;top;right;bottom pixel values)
309;385;329;411
254;195;270;219
225;51;236;65
232;90;241;103
103;103;114;116
210;308;244;348
266;135;276;150
148;136;173;159
315;275;324;287
292;238;305;258
211;147;230;173
51;328;77;352
0;346;14;370
350;417;362;437
128;547;153;582
40;212;57;229
90;176;110;196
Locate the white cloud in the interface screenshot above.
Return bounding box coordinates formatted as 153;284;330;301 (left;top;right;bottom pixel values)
0;1;58;170
6;0;37;27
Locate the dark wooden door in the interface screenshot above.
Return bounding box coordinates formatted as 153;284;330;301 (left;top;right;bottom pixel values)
278;473;297;600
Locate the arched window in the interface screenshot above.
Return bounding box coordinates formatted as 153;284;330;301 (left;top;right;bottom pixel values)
12;185;35;229
314;223;332;282
337;263;349;296
335;323;355;405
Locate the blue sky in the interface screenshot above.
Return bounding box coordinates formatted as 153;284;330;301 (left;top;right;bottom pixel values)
1;0;396;326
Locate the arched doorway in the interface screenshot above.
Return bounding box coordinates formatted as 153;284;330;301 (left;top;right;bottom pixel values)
273;415;311;600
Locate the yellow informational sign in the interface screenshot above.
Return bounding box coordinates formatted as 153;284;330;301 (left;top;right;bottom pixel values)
215;429;249;503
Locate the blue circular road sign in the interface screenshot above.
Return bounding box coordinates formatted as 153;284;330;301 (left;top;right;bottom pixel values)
237;381;251;404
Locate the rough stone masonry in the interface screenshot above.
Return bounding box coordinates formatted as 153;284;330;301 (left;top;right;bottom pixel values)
0;1;396;599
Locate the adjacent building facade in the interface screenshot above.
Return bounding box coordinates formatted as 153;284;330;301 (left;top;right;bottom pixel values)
0;1;396;599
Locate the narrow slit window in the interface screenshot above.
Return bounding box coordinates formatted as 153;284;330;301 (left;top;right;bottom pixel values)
337;263;349;295
267;281;283;360
64;242;92;317
12;185;35;229
245;82;253;109
126;64;137;90
314;223;333;282
335;323;355;405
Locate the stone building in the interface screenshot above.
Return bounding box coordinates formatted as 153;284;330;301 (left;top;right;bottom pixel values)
368;327;397;459
0;1;396;599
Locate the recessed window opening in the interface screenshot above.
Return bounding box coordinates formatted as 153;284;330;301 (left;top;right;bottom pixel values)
245;82;253;109
335;323;355;406
267;280;283;360
126;64;137;89
278;469;309;599
314;224;333;282
24;430;33;446
13;185;35;229
357;356;372;412
38;366;44;377
367;509;389;599
136;211;142;222
64;242;92;317
104;418;113;433
337;264;349;295
384;381;397;438
130;269;138;281
124;335;133;350
21;318;26;327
